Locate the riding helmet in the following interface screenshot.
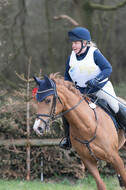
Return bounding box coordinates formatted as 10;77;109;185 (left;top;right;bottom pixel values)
68;27;91;42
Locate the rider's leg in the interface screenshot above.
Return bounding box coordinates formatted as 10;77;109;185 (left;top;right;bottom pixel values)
116;104;126;133
95;81;126;133
95;81;119;113
59;116;72;150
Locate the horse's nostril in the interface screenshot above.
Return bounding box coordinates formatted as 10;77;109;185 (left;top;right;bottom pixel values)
38;127;43;133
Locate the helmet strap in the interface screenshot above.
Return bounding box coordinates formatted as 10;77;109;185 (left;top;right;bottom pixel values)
77;41;88;55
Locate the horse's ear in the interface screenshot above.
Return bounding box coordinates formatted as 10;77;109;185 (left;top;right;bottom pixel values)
44;75;52;87
33;75;41;85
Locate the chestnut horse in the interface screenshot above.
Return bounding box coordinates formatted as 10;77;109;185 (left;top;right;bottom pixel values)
33;73;126;190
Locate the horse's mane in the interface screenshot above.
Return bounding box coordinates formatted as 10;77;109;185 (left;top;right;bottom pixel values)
49;73;82;97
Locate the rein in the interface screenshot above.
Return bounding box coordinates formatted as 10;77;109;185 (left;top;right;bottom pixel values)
36;80;92;124
53;87;92;121
36;80;99;160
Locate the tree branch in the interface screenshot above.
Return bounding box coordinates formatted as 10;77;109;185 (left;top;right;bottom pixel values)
54;14;79;26
15;70;34;82
90;0;126;11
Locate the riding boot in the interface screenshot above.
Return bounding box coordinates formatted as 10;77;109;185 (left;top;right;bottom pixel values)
116;104;126;135
59;116;72;150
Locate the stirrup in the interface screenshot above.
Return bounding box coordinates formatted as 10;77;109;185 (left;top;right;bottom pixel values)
59;137;72;150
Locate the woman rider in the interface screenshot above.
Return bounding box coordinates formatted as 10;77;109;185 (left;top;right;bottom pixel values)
59;27;126;150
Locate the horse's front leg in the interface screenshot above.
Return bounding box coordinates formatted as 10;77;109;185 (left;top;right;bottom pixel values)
108;152;126;189
80;156;106;190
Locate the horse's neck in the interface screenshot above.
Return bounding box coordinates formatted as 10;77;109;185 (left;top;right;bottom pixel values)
58;86;94;131
58;86;81;110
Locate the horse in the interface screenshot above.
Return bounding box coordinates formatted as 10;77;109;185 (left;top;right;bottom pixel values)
33;73;126;190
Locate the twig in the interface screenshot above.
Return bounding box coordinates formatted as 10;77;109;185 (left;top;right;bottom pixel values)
5;146;26;154
54;14;79;26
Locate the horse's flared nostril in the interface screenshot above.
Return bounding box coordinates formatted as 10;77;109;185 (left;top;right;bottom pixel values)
38;127;44;133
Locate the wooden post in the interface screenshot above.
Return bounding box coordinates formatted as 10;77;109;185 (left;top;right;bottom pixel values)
41;156;44;182
26;57;31;181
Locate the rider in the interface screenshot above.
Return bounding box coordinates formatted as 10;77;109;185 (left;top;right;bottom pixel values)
59;27;126;150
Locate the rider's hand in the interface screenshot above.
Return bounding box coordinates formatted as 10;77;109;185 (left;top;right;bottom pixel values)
86;78;99;87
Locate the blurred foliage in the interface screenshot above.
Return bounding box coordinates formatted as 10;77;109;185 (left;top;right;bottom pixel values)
0;91;63;139
0;81;126;180
0;0;126;91
114;82;126;99
0;79;126;139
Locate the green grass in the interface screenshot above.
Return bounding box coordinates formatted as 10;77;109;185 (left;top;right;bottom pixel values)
0;175;122;190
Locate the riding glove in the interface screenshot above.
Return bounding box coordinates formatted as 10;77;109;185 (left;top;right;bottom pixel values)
86;78;99;87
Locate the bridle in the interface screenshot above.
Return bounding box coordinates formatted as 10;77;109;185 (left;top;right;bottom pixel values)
36;79;61;127
36;79;92;127
35;80;99;160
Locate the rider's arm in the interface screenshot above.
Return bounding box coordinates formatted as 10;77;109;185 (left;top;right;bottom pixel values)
94;50;112;82
64;56;72;81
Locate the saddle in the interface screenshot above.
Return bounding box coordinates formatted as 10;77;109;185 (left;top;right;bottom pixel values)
89;95;123;131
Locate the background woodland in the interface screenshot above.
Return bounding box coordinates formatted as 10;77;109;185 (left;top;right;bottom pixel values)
0;0;126;90
0;0;126;181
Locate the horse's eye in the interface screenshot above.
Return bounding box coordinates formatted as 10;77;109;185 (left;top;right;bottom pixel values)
45;98;51;104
